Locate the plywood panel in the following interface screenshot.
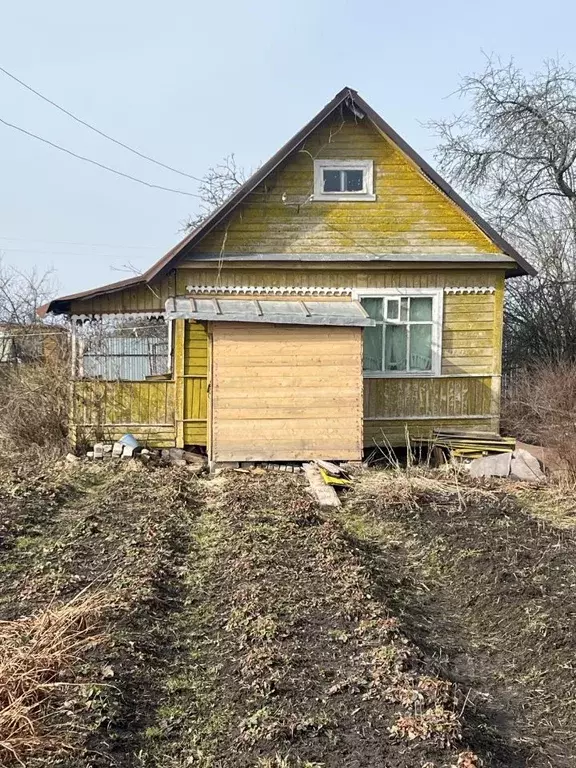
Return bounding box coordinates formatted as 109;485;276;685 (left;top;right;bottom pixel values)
212;323;362;461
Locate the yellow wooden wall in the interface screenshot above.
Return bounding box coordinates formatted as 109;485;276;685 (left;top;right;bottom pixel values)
211;323;363;461
67;265;506;451
71;380;176;448
190;110;503;257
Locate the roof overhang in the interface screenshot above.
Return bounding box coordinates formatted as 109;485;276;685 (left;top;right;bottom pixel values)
40;85;536;316
165;297;375;327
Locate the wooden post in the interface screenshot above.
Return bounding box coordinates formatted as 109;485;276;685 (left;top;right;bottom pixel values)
174;319;185;448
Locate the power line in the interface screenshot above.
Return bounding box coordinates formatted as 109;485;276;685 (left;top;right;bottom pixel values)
0;115;203;198
0;235;160;249
0;64;205;183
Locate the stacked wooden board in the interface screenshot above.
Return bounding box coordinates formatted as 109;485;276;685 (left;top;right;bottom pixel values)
425;429;516;459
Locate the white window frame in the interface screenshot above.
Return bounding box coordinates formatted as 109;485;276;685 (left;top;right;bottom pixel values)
353;287;443;377
313;159;375;201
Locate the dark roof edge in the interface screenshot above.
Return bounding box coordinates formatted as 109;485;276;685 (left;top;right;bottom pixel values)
142;87;358;281
41;85;535;315
351;92;536;277
38;274;146;316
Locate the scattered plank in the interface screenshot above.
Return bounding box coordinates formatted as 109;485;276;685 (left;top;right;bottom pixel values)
303;463;341;508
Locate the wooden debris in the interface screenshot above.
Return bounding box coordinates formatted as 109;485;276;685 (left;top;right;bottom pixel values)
316;459;344;477
317;466;353;487
425;429;516;459
303;463;341;508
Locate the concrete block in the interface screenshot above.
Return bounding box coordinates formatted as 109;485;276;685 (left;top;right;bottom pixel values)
510;448;545;481
112;442;124;458
93;443;105;459
468;452;511;479
103;444;113;454
86;451;94;459
122;445;135;459
303;463;341;508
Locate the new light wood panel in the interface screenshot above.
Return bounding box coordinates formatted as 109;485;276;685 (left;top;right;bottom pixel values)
211;323;363;461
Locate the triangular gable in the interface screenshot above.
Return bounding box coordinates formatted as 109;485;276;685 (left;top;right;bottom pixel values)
144;86;534;279
41;87;535;315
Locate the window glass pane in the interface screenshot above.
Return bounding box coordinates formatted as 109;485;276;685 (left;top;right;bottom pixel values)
344;169;363;191
410;324;432;371
361;297;383;320
400;297;409;321
363;325;383;371
384;324;407;371
323;169;342;192
410;297;433;321
386;299;399;320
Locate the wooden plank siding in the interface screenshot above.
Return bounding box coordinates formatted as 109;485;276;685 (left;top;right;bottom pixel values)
211;323;363;461
189;111;503;257
61;99;512;456
71;380;176;448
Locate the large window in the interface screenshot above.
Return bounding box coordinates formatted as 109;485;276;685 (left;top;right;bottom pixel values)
359;291;442;376
75;319;171;381
313;159;375;201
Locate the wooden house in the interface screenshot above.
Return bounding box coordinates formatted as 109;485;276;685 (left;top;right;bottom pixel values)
40;87;535;462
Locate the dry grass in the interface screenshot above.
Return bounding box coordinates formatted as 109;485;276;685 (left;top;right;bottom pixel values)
0;359;69;454
502;363;576;479
0;589;111;764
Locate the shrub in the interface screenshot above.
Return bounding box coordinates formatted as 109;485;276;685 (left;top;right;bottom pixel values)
0;358;69;454
502;363;576;477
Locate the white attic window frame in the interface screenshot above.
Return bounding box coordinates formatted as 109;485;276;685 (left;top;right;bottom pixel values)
313;159;375;201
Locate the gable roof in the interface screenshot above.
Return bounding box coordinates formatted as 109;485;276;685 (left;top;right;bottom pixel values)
41;87;535;315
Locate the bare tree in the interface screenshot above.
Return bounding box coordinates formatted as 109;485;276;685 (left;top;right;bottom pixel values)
430;57;576;368
0;256;56;325
182;154;246;232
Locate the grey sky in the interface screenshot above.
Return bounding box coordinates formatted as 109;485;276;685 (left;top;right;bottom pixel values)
1;0;574;296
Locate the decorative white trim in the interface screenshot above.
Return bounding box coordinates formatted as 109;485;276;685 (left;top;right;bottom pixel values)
313;159;375;201
444;286;495;294
185;284;353;297
71;312;165;324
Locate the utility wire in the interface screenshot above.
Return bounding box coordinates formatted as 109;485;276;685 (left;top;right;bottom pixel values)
0;115;203;198
0;64;204;182
0;236;160;249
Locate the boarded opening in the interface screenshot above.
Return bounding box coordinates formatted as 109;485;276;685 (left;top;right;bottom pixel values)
211;322;362;462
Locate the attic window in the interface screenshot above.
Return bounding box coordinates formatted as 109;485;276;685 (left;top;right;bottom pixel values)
313;159;375;201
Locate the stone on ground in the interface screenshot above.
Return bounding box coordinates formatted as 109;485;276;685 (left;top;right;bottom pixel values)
112;442;124;458
468;451;512;479
510;448;546;481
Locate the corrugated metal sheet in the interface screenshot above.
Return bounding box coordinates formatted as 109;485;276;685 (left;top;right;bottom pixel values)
82;336;169;381
165;297;374;327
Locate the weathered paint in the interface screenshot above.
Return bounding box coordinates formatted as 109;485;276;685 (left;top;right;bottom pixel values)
183;321;208;446
191;111;502;257
62;106;510;453
72;380;176;448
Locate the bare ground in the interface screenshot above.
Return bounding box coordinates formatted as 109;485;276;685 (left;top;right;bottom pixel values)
1;458;575;767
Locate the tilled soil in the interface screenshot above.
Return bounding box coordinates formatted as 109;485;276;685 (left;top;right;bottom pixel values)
345;470;576;768
3;460;573;767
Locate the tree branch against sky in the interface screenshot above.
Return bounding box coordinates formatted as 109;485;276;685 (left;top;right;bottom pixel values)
429;57;576;368
429;56;576;232
182;154;246;233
